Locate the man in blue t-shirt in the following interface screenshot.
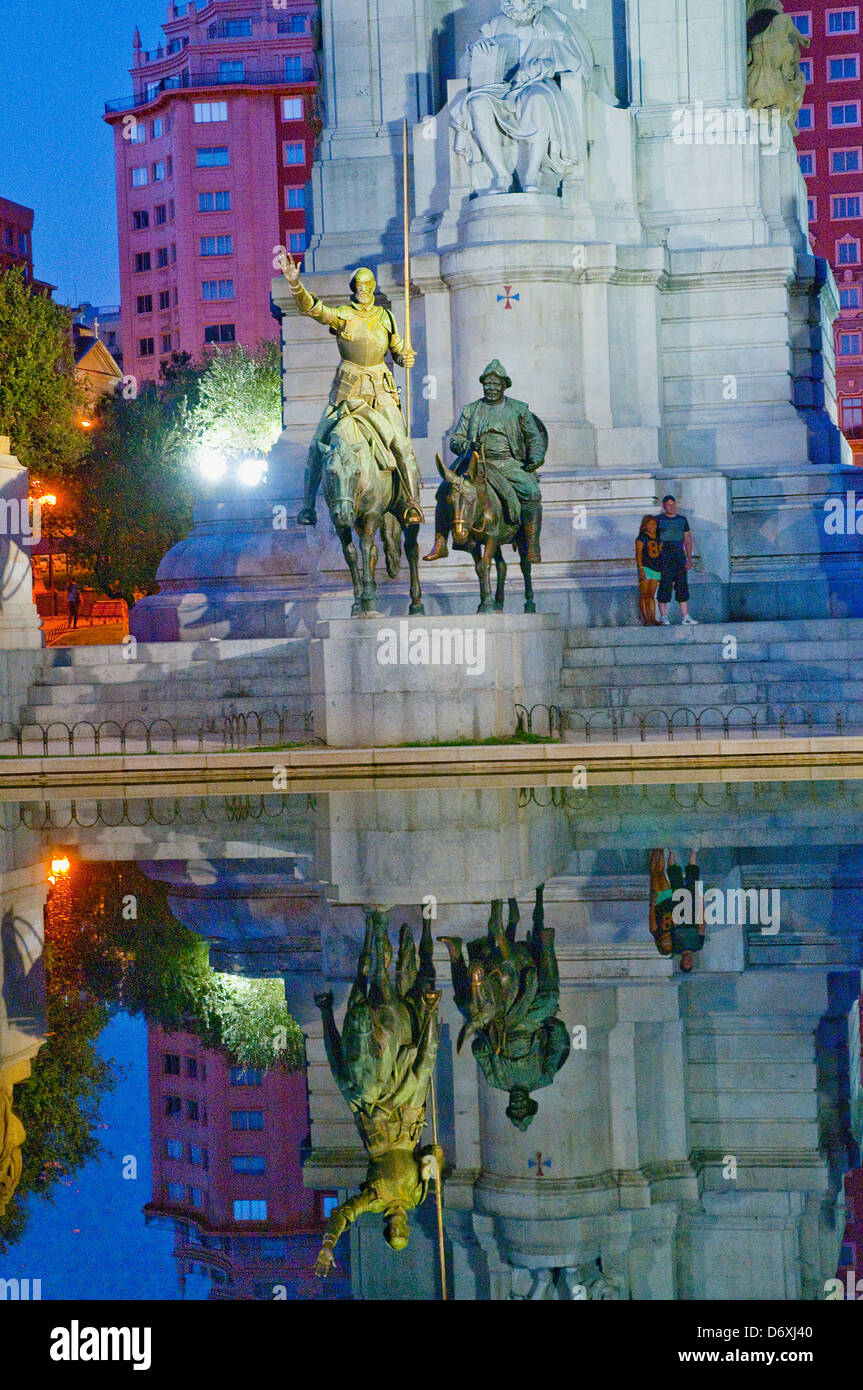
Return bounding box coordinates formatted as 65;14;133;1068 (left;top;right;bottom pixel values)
655;495;698;626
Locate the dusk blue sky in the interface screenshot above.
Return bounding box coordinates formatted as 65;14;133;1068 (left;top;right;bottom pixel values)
0;0;169;307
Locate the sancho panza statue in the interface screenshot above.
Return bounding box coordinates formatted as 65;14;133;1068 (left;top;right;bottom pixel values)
280;252;425;528
450;0;611;194
425;360;545;563
439;887;570;1130
313;913;443;1277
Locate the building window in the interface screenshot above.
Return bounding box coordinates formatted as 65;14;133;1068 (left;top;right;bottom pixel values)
164;1093;181;1114
219;61;245;82
186;1057;198;1078
829;102;860;127
162;333;172;352
196;146;230;167
131;166;148;187
202;279;234;299
832;194;862;218
842;396;863;430
132;209;150;229
157;246;169;268
165;1139;183;1160
831;147;862;172
797;106;814;130
790;12;812;35
799;151;814;176
167;1181;184;1201
173;287;179;306
199;190;231;211
840;331;862;353
284;55;304;80
166;155;173;176
146;82;159;101
189;1144;207;1167
808;196;817;221
212;18;253;37
289;232;306;253
799;58;812;82
204;323;236;344
827;8;859;33
134;251;151;272
840;286;861;307
153;160;166;182
829;55;860;80
190;1186;204;1209
155;203;167;225
322;1195;339;1219
200;235;233;256
838;237;862;262
230;1109;263;1130
136;294;153;314
284;141;305;166
230;1067;263;1085
282;97;304;121
169;198;175;220
194;101;228;124
129;121;147;144
159;289;171;309
232;1155;266;1174
187;1099;199;1121
151;117;164;138
171;242;177;263
233;1200;267;1221
285;186;305;209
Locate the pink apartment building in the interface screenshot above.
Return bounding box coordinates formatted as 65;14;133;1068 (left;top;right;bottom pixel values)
104;0;318;384
143;1024;348;1299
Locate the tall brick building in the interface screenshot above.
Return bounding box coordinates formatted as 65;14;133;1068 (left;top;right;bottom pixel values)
143;1024;347;1299
791;4;863;460
104;0;318;384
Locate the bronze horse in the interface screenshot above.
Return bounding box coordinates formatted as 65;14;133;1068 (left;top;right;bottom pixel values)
434;448;537;614
322;428;425;618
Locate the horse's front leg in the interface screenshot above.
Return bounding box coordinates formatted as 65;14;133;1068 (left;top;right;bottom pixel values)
338;525;363;618
475;540;496;614
493;546;507;611
519;549;536;615
359;525;381;616
403;523;425;616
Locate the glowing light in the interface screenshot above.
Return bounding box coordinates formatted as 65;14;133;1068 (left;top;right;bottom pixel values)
51;856;71;875
237;457;266;487
196;449;227;482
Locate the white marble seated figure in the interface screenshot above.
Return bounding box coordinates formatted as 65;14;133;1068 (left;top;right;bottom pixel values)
449;0;608;194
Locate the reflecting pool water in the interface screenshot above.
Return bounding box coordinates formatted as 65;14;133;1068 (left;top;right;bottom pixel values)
1;780;861;1300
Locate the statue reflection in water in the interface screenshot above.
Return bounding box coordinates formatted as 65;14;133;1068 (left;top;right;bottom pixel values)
439;885;570;1129
314;912;443;1276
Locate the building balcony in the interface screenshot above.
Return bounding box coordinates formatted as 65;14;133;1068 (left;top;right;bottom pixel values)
106;67;314;114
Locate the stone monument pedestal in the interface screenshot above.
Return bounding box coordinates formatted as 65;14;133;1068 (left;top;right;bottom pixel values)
310;613;564;747
0;437;44;724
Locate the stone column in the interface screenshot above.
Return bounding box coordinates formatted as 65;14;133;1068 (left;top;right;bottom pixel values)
0;436;43;724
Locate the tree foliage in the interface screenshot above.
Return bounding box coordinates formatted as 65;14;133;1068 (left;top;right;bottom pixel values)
0;268;88;476
69;386;196;604
173;339;282;464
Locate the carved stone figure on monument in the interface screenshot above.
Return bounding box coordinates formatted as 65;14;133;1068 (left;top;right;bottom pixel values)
449;0;611;193
313;912;443;1276
439;885;570;1130
746;1;810;120
0;1078;25;1218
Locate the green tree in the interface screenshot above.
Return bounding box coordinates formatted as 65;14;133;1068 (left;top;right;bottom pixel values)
0;268;87;476
70;386;196;604
173;339;282;466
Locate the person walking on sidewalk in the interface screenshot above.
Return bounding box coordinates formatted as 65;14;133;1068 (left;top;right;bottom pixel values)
66;580;81;631
655;495;697;626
